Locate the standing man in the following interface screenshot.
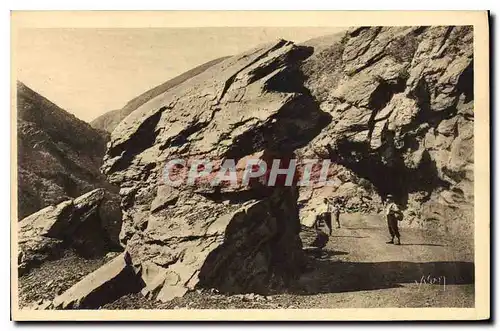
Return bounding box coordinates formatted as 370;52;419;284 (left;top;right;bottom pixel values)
323;198;334;236
314;198;333;235
332;198;342;229
385;194;402;245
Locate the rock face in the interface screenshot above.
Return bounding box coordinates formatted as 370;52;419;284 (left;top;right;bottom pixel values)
17;82;120;220
18;189;122;275
103;39;322;301
90;56;230;133
297;26;473;236
102;26;474;302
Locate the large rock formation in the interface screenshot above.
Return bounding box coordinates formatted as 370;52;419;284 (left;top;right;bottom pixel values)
102;26;474;302
17;82;120;220
102;39;323;301
18;189;122;275
90;56;230;133
298;26;473;235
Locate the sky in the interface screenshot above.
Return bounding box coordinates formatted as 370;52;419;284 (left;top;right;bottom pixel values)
15;27;345;122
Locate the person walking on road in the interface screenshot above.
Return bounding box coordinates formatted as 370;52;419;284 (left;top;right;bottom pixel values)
385;194;402;245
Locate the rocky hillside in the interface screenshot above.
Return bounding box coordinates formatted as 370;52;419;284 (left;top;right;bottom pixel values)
90;56;230;133
17;83;126;309
100;26;473;303
17;82;121;221
297;26;473;235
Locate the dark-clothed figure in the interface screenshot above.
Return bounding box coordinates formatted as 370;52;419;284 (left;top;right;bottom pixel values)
314;198;333;235
385;194;402;245
332;198;342;229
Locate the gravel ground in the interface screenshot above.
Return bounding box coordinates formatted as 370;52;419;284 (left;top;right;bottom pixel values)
101;284;474;310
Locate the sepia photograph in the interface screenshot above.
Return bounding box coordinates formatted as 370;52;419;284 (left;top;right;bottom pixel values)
10;11;490;321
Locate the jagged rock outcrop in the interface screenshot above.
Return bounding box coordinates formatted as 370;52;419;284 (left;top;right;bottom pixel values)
297;26;473;235
18;189;122;275
90;56;230;133
17;82;121;221
103;39;324;302
102;26;474;302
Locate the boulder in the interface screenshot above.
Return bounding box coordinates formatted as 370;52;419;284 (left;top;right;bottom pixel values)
52;252;142;309
299;225;329;250
18;189;122;275
102;39;321;301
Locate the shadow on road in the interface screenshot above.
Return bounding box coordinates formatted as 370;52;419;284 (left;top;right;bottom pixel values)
344;227;379;230
293;258;474;295
331;235;370;239
400;243;446;247
303;249;349;259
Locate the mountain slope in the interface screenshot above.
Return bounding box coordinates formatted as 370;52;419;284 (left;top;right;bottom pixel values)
90;56;230;133
17;81;118;220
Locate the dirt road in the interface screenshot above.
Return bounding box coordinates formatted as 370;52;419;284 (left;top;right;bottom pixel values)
291;212;475;308
104;212;475;310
